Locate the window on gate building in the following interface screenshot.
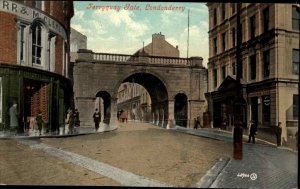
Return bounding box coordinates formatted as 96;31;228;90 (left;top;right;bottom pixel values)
293;95;299;120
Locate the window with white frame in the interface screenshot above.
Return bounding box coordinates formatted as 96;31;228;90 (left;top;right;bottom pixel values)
31;22;43;65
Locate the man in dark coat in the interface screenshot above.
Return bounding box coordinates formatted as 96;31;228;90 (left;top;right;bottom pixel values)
93;108;101;131
248;120;257;144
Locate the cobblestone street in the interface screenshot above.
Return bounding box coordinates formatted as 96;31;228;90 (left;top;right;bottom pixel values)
0;122;233;187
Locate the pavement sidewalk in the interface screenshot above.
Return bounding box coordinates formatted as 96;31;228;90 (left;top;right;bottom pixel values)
171;126;298;189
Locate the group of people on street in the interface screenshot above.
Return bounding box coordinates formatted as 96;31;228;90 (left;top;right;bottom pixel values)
66;108;80;134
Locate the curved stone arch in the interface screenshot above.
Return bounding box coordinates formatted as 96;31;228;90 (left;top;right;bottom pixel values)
111;68;170;98
171;90;189;100
30;18;50;32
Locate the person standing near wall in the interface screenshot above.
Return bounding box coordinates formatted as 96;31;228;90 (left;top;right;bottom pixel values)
36;110;43;136
248;120;257;144
93;108;101;131
9;103;18;134
275;122;282;146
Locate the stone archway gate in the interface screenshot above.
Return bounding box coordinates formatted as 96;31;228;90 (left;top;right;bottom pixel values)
73;49;208;129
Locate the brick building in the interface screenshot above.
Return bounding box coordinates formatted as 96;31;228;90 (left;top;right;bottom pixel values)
205;3;299;142
0;0;74;134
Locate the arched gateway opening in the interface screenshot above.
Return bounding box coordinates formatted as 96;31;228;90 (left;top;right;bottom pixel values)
96;91;111;124
116;72;169;127
175;93;188;127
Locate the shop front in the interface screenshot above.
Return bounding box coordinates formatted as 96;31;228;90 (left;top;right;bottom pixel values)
0;64;72;136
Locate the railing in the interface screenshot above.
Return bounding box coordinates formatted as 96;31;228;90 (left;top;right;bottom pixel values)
89;52;192;66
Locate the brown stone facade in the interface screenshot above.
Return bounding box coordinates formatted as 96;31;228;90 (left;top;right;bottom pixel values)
206;3;299;142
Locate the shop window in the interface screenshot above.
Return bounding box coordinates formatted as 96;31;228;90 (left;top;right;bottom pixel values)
262;96;270;126
292;6;300;30
293;95;299;120
292;49;299;75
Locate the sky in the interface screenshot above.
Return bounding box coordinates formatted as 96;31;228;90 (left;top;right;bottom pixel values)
71;1;209;67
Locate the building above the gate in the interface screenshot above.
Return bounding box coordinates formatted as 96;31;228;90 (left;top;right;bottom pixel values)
133;32;180;58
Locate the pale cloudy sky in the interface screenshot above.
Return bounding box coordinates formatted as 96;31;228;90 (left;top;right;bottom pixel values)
71;2;209;67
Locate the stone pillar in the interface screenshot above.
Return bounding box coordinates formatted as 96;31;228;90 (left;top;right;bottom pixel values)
167;100;175;129
109;97;118;129
76;97;96;127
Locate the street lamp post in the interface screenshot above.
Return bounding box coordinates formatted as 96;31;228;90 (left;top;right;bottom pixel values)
233;3;243;160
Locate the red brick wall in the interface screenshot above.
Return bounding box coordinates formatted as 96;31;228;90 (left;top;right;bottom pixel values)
0;12;17;64
55;36;63;75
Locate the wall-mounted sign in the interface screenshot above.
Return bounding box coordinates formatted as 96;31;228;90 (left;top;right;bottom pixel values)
263;96;270;106
0;0;67;39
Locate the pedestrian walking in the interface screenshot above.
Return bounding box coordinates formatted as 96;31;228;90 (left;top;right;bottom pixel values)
193;118;198;129
93;108;101;131
248;120;257;144
36;110;43;136
275;122;282;146
120;110;128;123
67;108;75;134
73;109;80;127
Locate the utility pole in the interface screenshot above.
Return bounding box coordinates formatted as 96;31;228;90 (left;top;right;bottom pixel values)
233;3;243;160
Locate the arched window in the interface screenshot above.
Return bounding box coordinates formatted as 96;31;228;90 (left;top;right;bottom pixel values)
32;22;42;65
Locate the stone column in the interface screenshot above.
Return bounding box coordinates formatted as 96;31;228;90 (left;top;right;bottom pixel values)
167;100;175;129
109;97;118;129
76;97;96;127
